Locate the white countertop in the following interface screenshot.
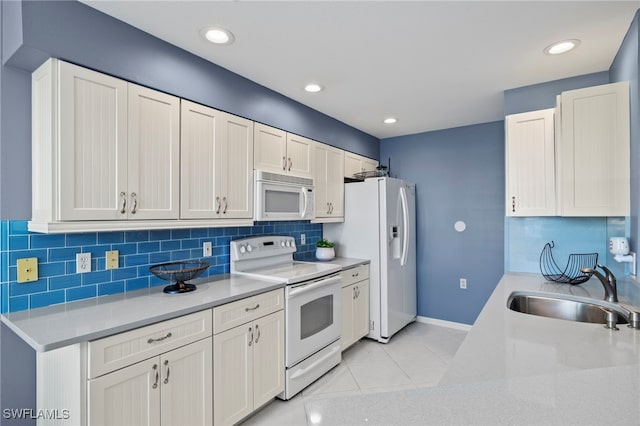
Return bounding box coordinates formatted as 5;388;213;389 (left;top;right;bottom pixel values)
0;274;284;352
305;272;640;425
327;257;370;269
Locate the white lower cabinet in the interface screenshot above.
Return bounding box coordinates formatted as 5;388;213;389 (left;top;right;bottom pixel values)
213;310;285;425
88;337;212;426
341;264;370;351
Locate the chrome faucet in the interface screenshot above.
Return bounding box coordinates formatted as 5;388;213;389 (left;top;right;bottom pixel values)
580;265;618;303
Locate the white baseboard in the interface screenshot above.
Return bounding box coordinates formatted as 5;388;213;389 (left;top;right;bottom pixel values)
416;316;473;332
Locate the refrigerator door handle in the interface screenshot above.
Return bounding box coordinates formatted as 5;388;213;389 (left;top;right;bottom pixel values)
400;186;410;266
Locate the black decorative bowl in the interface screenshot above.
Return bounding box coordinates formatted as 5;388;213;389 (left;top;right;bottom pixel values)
149;261;209;294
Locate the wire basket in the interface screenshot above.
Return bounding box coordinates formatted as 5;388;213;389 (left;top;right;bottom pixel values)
539;241;597;285
149;261;209;294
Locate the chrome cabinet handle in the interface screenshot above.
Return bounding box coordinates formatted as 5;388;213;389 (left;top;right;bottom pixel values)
282;156;287;171
152;364;159;389
327;202;330;214
216;196;221;214
163;360;170;384
222;196;228;214
245;303;260;312
255;324;261;344
356;286;360;298
512;196;516;213
353;287;356;300
329;202;333;214
288;157;292;171
148;332;172;344
130;192;138;214
248;327;253;347
119;192;127;214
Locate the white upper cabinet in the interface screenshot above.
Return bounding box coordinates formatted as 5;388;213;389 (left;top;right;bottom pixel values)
344;152;378;179
505;108;556;216
558;81;630;216
254;123;314;178
180;100;253;220
314;142;344;221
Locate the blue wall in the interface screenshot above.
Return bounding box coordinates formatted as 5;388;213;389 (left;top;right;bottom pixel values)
380;122;505;325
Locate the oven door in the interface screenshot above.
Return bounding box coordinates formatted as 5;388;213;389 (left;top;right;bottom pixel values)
285;273;342;367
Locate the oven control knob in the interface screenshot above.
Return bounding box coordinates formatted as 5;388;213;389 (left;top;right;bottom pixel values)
239;245;246;254
246;244;253;253
286;240;291;247
280;241;286;247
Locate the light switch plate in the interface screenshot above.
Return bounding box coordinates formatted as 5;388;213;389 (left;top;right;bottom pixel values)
17;258;38;283
106;250;119;270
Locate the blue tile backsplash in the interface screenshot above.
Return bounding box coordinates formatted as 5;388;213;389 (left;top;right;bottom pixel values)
0;220;322;313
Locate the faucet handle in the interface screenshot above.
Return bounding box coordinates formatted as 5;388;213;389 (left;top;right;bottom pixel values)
597;264;617;283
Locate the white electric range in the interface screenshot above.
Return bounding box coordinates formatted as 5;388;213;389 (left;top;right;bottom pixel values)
230;236;342;399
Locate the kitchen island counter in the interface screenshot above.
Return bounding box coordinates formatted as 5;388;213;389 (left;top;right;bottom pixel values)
304;272;640;425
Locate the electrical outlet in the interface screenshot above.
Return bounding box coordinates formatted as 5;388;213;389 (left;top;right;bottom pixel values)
301;234;306;245
460;278;467;289
106;250;119;270
203;241;212;257
76;253;91;274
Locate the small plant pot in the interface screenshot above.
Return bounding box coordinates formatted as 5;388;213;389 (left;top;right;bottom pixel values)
315;247;335;261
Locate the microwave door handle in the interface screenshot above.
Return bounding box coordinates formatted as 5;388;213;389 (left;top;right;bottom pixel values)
301;187;309;219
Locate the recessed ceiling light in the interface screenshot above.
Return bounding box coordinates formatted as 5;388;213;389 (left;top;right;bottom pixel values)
204;27;235;45
304;83;323;93
544;39;580;55
383;117;398;124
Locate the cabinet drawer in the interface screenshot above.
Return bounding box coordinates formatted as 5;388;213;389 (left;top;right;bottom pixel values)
341;264;370;287
88;309;212;379
213;289;284;334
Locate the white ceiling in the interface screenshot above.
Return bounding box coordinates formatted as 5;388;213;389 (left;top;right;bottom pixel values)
82;1;640;139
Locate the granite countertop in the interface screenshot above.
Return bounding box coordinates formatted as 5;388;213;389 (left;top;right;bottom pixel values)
0;274;284;352
305;272;640;425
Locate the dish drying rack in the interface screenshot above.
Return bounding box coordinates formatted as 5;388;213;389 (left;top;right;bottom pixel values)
539;241;598;284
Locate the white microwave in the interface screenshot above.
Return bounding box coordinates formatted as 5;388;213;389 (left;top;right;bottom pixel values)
254;171;315;221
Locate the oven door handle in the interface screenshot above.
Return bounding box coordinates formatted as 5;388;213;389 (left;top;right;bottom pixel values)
289;345;341;379
287;275;341;298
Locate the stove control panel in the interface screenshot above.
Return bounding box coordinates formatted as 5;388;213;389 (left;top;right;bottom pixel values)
230;235;297;261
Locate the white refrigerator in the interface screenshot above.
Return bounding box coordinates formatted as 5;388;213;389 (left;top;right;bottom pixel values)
324;177;417;343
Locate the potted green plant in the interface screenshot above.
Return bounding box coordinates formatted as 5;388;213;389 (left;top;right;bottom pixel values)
315;238;336;260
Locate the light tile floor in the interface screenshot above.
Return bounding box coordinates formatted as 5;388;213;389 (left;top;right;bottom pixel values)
241;321;468;426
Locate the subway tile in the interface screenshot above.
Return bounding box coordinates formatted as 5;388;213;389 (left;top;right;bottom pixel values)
1;283;7;314
181;239;198;249
83;270;112;285
125;230;149;243
9;236;28;250
189;249;203;259
96;258;105;270
125;254;149;267
66;285;97;302
49;247;78;262
112;243;137;256
150;275;166;287
9;296;29;312
149;229;171;241
98;281;124;296
9;220;29;235
10;249;48;264
138;241;160;253
138;265;153;277
215;236;231;247
112;267;137;281
190;228;208;238
126;277;149;291
171;250;191;261
31;290;65;309
160;240;180;251
8;266;16;282
39;262;66;278
208;228;224;237
171;229;190;240
49;275;82;291
30;234;66;249
1;252;8;282
223;228;239;236
66;233;97;247
149;252;171;264
98;231;124;245
84;245;112;259
10;279;47;297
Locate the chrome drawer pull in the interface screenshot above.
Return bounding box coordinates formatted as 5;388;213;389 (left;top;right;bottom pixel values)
245;304;260;312
147;332;172;344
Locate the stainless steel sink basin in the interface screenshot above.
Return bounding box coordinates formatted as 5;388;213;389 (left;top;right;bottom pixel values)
507;292;629;325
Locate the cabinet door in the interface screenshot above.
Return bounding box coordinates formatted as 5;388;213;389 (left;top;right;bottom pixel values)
505;108;556;216
160;338;213;426
213;324;253;425
344;152;363;178
220;114;254;219
313;143;330;218
341;284;355;351
354;281;370;342
327;147;345;217
254;123;287;174
253;310;285;408
127;84;180;220
286;133;314;178
58;61;128;221
559;82;630;216
180;100;224;219
88;357;161;426
362;158;379;175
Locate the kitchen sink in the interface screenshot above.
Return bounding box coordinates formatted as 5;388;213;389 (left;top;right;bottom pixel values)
507;291;630;325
